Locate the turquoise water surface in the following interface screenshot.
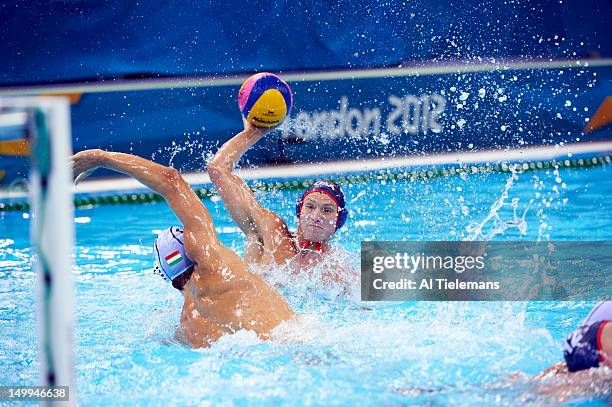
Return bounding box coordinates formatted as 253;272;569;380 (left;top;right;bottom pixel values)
1;163;611;405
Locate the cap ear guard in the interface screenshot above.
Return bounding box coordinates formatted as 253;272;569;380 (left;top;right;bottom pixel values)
336;207;348;229
295;199;302;219
153;261;170;282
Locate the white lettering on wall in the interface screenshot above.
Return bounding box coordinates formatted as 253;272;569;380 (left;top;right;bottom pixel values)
281;93;446;140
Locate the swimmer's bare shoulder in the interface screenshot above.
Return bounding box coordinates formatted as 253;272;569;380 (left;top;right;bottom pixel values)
260;211;297;261
529;362;612;403
241;215;296;267
531;361;568;380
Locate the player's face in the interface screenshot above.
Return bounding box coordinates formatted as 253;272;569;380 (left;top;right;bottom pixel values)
298;192;339;242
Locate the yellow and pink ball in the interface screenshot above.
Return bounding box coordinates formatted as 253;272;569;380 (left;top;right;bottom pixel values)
238;73;293;128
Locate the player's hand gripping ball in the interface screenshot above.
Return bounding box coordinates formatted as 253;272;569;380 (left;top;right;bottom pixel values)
238;73;293;128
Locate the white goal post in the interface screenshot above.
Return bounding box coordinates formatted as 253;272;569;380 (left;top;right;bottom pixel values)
0;96;75;405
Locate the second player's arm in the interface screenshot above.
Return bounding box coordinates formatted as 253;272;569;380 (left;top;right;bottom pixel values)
208;122;284;237
72;149;217;240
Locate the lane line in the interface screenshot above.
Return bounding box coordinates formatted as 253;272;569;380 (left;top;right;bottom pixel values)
2;141;610;199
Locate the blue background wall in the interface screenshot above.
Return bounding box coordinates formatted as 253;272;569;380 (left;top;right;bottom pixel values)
2;0;611;85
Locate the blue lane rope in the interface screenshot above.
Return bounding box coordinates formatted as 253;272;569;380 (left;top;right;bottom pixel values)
0;153;610;212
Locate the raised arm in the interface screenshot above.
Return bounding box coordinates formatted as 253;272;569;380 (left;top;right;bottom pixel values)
208;121;285;237
71;149;217;240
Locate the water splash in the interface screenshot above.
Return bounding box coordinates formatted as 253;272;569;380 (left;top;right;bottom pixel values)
151;134;212;171
251;245;360;308
465;168;528;240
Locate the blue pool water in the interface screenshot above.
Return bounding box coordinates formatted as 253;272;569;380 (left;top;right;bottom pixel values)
1;163;611;405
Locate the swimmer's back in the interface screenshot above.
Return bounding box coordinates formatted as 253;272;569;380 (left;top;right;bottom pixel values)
179;243;294;347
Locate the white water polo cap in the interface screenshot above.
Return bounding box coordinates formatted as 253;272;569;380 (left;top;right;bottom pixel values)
153;226;195;282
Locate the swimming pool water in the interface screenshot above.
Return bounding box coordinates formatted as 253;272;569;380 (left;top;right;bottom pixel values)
1;163;611;405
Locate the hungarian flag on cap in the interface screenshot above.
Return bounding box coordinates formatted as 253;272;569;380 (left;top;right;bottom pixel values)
165;250;182;267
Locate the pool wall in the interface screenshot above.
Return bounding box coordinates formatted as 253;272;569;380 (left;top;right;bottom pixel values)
1;0;611;184
1;61;611;185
